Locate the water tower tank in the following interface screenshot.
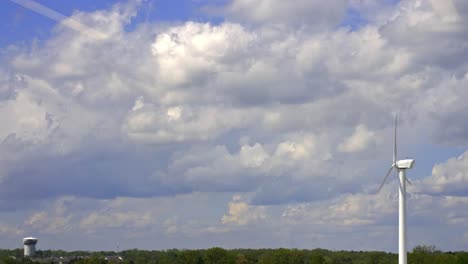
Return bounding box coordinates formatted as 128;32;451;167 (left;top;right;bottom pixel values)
23;237;38;257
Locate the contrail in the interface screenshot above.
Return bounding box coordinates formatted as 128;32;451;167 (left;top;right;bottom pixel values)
10;0;107;40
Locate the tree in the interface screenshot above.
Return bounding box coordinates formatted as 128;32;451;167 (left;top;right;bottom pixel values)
179;250;203;264
455;252;468;264
235;254;248;264
204;247;234;264
409;245;438;264
310;254;325;264
259;248;304;264
0;256;18;264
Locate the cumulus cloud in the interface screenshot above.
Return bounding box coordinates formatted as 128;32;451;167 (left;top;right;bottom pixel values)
159;132;348;205
417;150;468;196
282;190;396;227
338;124;381;153
1;0;466;207
429;0;461;23
0;0;468;250
279;190;468;250
123;103;249;143
220;0;347;29
24;196;75;234
221;195;266;226
151;22;255;87
417;73;468;145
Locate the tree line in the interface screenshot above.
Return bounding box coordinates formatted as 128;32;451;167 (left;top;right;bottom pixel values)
1;245;468;264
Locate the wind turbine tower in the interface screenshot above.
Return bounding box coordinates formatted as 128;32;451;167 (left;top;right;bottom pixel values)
378;116;415;264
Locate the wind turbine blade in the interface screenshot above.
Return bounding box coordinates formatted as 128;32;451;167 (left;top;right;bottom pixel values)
378;165;396;193
393;114;397;164
406;176;412;185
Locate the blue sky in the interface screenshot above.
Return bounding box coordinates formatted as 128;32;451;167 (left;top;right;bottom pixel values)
0;0;468;252
0;0;223;48
1;1;112;47
0;0;379;48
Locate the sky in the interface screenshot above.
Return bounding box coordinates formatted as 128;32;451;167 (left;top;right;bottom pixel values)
0;0;467;253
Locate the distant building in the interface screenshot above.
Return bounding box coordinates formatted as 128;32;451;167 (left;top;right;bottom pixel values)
31;256;86;264
23;237;38;257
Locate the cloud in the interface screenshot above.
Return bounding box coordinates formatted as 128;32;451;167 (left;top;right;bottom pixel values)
123;103;250;143
160;133;349;205
9;0;108;40
417;73;468;145
282;190;396;227
338;124;381;153
417;150;468;196
429;0;461;23
0;90;52;144
221;195;265;226
79;209;154;232
0;223;24;237
278;190;468;250
281;188;468;229
1;0;466;207
220;0;347;29
150;22;255;87
0;0;468;250
23;196;76;234
382;0;468;70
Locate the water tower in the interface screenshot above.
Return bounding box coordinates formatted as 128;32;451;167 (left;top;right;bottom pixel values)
23;237;38;257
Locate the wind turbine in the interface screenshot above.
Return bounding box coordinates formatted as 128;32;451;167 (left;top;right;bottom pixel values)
378;116;415;264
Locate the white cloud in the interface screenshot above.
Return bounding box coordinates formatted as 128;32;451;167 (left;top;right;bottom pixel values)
282;190;396;227
0;91;50;144
0;223;24;237
282;188;468;231
80;211;154;231
3;0;465;205
221;195;266;226
221;0;347;29
162;132;337;199
429;0;461;23
338;124;381;153
417;73;468;145
24;196;75;234
151;22;255;87
123;104;250;143
239;143;269;168
1;0;468;250
417;150;468;196
76;197;162;233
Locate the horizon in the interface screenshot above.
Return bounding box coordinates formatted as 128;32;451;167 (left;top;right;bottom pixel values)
0;0;468;252
1;244;464;254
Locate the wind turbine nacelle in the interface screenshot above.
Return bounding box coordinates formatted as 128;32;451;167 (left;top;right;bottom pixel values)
396;159;415;169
